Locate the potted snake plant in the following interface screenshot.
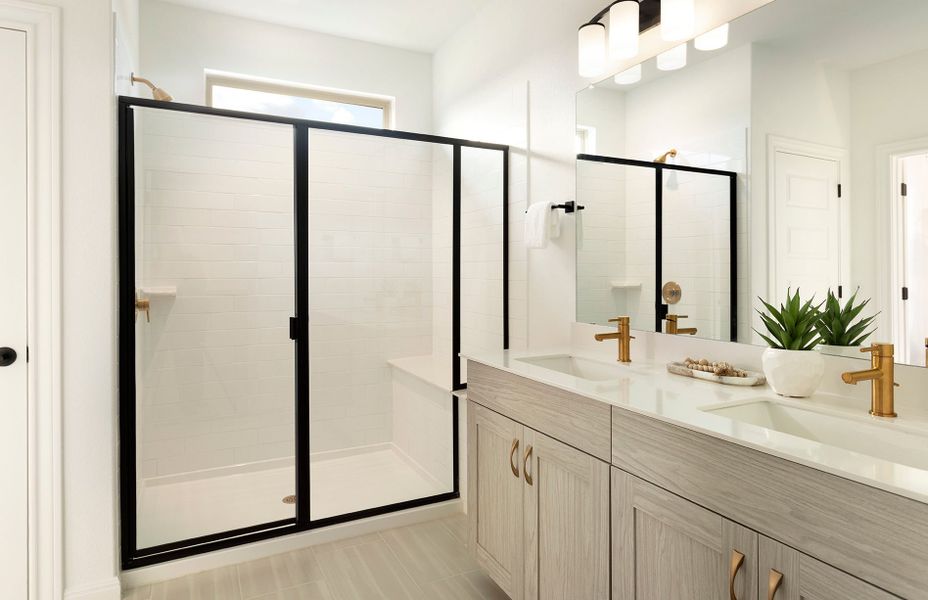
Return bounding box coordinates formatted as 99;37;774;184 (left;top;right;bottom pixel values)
814;288;877;358
754;288;824;397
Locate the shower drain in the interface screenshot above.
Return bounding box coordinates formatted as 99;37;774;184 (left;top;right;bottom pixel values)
282;494;296;505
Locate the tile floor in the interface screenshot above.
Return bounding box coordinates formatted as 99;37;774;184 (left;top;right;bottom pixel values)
123;515;509;600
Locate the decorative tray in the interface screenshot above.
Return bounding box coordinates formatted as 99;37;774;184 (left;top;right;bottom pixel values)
667;360;766;387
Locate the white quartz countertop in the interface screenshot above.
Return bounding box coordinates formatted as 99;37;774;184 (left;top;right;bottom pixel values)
464;348;928;505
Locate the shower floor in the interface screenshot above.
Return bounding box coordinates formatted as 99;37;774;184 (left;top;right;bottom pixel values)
136;444;448;549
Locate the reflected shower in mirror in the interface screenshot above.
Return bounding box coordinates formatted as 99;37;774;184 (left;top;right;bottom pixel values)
575;0;928;366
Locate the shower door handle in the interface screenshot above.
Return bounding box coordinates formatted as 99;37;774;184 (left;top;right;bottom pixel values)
0;347;17;367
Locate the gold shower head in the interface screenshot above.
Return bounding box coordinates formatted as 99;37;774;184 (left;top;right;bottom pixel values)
655;148;678;163
131;73;173;102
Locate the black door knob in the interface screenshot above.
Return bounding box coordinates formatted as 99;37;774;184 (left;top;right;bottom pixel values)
0;347;17;367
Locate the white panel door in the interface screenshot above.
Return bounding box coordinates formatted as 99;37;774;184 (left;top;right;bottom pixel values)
773;151;842;304
0;25;29;600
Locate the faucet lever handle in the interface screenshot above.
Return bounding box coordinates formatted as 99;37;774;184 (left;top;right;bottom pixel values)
860;344;880;354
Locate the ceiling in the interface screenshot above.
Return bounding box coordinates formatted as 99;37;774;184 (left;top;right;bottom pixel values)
156;0;490;53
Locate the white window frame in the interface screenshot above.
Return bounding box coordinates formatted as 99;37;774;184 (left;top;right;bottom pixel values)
205;70;395;129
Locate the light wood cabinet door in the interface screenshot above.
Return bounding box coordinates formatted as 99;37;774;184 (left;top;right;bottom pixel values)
757;536;897;600
612;468;758;600
468;402;525;599
523;428;610;600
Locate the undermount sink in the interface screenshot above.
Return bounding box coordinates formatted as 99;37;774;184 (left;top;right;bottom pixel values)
705;400;928;471
515;354;628;382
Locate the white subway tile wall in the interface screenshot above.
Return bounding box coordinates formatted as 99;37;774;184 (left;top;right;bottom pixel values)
138;109;296;480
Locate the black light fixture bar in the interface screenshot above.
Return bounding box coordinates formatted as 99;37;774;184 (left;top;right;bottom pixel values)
587;0;662;31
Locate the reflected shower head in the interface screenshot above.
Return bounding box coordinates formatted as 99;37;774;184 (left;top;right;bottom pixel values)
131;73;173;101
655;148;678;164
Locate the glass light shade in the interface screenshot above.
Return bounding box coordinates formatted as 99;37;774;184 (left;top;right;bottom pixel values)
657;43;687;71
614;64;642;85
578;23;607;78
695;23;730;51
661;0;695;41
609;0;640;60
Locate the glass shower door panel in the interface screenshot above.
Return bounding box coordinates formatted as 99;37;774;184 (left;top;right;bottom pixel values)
661;169;731;341
576;160;657;330
459;147;506;385
307;130;454;520
134;108;296;549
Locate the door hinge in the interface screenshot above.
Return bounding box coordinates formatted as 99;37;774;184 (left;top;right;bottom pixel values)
902;182;908;197
837;184;842;198
289;317;299;340
837;285;843;299
902;287;909;301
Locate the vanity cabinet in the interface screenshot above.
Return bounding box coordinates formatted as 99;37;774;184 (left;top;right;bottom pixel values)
467;402;610;600
611;469;758;600
757;537;896;600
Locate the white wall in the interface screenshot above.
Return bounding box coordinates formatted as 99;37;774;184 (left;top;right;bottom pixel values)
139;0;433;132
40;0;122;597
749;43;851;330
432;0;773;348
850;47;928;328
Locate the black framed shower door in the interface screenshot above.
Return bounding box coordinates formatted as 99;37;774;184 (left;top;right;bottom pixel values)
577;153;738;341
118;96;509;568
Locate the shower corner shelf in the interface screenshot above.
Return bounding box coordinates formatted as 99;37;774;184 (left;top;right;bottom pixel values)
610;281;642;289
140;285;177;298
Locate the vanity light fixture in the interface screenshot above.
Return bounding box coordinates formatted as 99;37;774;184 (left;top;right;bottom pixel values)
657;43;688;71
609;0;640;59
661;0;695;41
578;22;607;78
614;64;642;85
695;23;730;51
578;0;661;78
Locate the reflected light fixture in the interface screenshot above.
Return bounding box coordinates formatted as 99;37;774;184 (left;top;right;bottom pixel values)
695;23;730;51
657;43;688;71
609;0;640;60
614;64;642;85
661;0;695;41
578;22;607;78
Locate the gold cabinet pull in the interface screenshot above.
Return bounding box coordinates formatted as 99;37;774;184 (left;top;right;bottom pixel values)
509;438;520;478
729;550;745;600
767;569;783;600
523;445;533;486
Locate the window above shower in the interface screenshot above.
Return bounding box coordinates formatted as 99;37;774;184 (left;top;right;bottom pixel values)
206;71;394;128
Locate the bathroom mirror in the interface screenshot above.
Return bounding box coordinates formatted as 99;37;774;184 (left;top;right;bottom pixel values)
575;0;928;366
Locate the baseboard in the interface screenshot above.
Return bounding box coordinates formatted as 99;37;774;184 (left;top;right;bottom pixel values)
63;577;121;600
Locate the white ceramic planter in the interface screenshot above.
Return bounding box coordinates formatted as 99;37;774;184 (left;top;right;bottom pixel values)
761;348;825;398
817;344;862;359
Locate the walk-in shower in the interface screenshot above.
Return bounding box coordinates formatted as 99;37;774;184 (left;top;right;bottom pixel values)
118;97;508;567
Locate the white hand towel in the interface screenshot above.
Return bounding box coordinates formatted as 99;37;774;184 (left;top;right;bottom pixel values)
524;201;554;249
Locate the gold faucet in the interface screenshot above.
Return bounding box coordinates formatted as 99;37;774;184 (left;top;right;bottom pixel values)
841;343;898;418
664;314;697;336
594;316;635;363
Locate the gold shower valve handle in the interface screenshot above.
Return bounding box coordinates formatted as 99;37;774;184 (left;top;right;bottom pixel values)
135;297;151;323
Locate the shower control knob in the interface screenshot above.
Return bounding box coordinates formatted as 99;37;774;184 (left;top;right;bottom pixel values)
0;347;17;367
